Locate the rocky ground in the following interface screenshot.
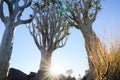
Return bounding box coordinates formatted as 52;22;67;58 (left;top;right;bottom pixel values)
7;68;76;80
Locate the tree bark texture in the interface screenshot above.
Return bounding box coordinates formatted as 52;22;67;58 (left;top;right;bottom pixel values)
38;49;52;80
0;26;15;80
40;51;52;71
0;0;32;79
80;25;104;80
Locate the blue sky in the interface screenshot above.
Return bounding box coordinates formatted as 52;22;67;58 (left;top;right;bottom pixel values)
0;0;120;79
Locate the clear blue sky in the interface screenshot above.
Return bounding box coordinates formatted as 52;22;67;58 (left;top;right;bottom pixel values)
0;0;120;78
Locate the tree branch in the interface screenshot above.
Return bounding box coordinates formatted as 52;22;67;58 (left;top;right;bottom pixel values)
19;0;32;10
4;0;13;16
14;1;37;27
28;1;69;53
0;0;7;23
14;18;33;27
27;23;42;51
55;37;68;50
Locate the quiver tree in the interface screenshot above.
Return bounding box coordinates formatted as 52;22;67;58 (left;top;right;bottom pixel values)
28;1;70;79
0;0;33;79
64;0;105;79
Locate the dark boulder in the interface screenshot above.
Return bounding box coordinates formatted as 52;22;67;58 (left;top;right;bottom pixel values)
7;68;28;80
28;72;39;80
28;70;46;80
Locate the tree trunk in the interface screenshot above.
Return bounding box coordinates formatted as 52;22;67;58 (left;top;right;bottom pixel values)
0;26;15;80
40;53;51;70
80;25;104;80
38;49;52;80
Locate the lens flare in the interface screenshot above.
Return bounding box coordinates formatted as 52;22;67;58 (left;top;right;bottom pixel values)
50;63;64;75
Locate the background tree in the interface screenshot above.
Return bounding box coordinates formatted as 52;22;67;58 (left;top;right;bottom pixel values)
63;0;104;80
28;0;70;79
0;0;33;79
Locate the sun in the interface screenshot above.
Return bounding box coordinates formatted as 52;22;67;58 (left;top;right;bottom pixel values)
50;63;64;75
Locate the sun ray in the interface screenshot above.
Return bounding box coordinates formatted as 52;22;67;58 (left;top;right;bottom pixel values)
50;63;65;76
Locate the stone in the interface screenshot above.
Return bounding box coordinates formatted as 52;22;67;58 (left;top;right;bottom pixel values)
7;68;28;80
28;72;38;80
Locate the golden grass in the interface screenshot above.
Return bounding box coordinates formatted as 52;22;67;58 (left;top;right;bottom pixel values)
89;38;120;80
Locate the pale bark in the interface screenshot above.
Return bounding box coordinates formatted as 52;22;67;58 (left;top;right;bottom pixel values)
80;25;97;80
65;0;103;79
80;25;99;56
39;49;52;70
37;48;52;80
0;26;15;80
79;24;105;80
28;1;69;79
0;0;33;79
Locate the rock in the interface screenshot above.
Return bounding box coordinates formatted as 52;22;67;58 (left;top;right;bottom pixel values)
28;72;38;80
7;68;28;80
28;71;43;80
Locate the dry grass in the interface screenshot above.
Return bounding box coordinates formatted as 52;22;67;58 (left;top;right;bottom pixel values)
89;38;120;80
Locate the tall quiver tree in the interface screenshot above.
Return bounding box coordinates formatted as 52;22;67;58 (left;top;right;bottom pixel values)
0;0;33;79
65;0;104;80
28;1;69;79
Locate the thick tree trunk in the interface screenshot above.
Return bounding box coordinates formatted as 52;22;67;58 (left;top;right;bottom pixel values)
40;53;51;70
38;49;52;80
0;26;15;80
80;25;104;80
